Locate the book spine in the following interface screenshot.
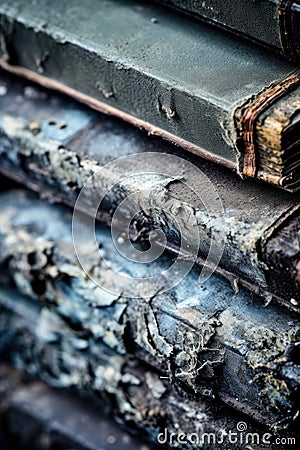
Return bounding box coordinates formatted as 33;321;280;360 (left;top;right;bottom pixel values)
159;0;300;62
0;72;299;312
0;190;298;429
0;0;299;189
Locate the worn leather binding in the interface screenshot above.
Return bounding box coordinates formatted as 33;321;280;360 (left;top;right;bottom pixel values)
0;70;299;312
237;70;300;189
158;0;300;62
0;0;300;191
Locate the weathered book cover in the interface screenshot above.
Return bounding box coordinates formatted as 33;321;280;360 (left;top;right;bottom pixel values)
0;296;286;450
0;71;299;312
156;0;300;62
0;0;300;190
0;190;299;430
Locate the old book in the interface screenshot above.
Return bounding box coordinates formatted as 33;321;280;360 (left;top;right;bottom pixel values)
0;0;300;191
0;190;299;430
156;0;300;62
0;71;299;313
0;296;284;450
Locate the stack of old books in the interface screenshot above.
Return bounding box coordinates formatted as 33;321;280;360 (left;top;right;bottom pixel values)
0;0;299;448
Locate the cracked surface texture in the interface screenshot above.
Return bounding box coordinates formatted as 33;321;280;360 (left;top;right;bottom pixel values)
0;189;298;430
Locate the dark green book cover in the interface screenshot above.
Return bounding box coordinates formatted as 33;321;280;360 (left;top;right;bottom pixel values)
156;0;300;62
0;0;300;190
